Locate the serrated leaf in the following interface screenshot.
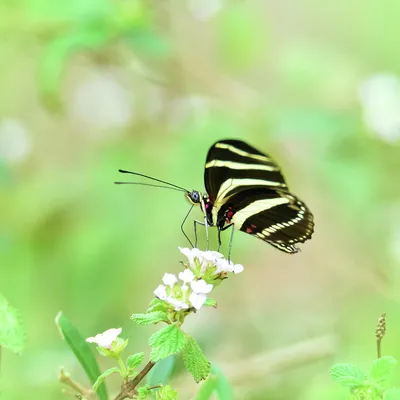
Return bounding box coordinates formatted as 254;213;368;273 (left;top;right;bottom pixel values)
204;298;217;308
0;293;26;354
127;352;145;371
55;312;107;400
385;388;400;400
147;355;175;386
370;357;397;388
93;367;120;392
156;385;178;400
137;385;151;400
330;363;366;388
149;325;186;362
132;311;169;325
182;335;210;383
148;299;170;313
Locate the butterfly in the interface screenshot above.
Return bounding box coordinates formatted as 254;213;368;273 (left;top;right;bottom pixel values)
117;139;314;254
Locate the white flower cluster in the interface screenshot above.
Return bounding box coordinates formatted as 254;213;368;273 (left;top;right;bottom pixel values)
153;248;243;311
86;327;122;349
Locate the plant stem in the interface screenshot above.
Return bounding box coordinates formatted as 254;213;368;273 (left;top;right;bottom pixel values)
118;357;128;379
59;368;94;399
114;361;156;400
377;338;382;359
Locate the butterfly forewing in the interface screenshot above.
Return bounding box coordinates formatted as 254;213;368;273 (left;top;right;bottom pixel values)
204;139;314;253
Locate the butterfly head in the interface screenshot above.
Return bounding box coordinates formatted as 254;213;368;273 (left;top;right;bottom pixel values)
186;190;202;205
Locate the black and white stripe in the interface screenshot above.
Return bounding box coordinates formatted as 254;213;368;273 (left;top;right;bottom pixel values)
203;140;314;253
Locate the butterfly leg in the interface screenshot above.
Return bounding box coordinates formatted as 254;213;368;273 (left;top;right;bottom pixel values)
193;219;206;248
220;223;235;261
180;205;194;247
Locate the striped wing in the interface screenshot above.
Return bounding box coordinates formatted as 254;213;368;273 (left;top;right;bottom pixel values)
204;140;314;253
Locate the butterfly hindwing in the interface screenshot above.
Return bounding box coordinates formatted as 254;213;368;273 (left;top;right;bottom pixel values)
204;139;314;253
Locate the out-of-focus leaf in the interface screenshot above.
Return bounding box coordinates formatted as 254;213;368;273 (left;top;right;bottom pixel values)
155;384;178;400
216;3;267;71
55;312;107;400
0;293;26;354
124;29;172;58
38;25;113;110
370;356;397;388
147;355;175;386
211;365;233;400
195;376;218;400
330;363;366;388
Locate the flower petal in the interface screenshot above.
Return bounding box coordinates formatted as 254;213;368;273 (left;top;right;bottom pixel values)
179;269;195;283
189;292;207;309
154;284;168;300
191;279;213;294
162;273;178;287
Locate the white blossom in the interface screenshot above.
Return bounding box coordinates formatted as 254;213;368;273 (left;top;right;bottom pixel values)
167;296;189;311
189;292;207;310
154;284;167;300
86;328;122;349
162;273;178;287
232;263;244;274
191;279;213;294
179;269;195;283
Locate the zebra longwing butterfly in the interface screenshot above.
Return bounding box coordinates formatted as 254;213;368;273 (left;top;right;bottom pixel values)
117;139;314;254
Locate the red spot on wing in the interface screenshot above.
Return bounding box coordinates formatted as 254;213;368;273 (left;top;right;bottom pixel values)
246;227;253;233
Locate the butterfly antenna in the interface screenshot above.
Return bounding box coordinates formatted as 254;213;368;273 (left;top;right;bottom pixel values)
116;169;188;193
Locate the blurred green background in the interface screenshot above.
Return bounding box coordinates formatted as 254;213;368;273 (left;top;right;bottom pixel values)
1;0;400;398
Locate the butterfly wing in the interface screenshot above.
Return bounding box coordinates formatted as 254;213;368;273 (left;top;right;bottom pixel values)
204;140;314;253
204;139;288;203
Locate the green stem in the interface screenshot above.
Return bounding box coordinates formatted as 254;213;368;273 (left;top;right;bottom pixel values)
118;357;128;379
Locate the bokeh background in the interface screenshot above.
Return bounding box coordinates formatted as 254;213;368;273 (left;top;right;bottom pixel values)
1;0;400;398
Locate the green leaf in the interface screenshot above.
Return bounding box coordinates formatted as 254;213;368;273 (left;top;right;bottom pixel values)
203;298;217;308
38;25;113;110
0;293;26;354
149;325;186;362
370;357;397;388
148;299;170;313
182;335;210;383
55;312;107;400
132;311;169;325
137;385;151;400
127;352;145;371
385;388;400;400
330;363;366;388
156;385;178;400
195;376;218;400
211;364;233;400
93;367;120;392
147;355;175;386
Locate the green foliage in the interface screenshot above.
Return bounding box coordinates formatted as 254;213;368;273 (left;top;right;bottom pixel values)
195;376;218;400
210;365;234;400
203;298;217;308
182;335;210;383
127;352;145;371
330;363;367;388
55;312;107;400
132;311;169;325
148;299;171;314
0;293;26;354
147;355;175;386
93;367;120;392
370;357;397;387
137;385;151;400
149;324;186;362
331;357;400;399
155;385;178;400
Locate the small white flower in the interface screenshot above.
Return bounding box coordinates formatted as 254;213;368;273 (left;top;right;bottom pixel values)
181;284;189;292
191;279;213;294
202;250;224;261
232;263;244;274
86;328;122;349
167;296;189;311
179;269;195;283
179;246;204;267
162;273;178;287
189;292;207;310
215;258;232;273
154;284;167;300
